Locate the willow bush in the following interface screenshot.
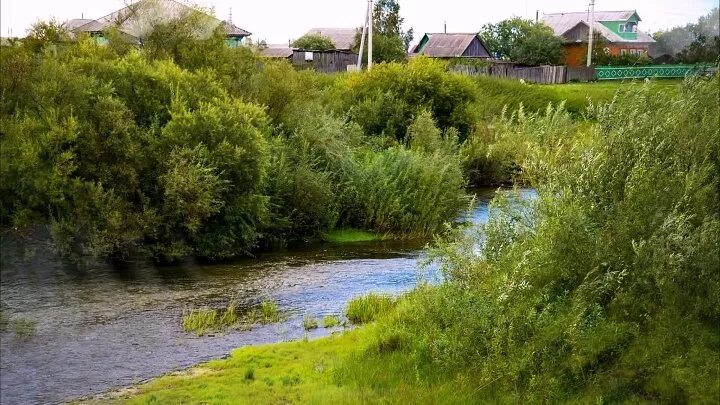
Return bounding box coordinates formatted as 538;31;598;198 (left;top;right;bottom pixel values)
1;34;469;261
364;76;720;402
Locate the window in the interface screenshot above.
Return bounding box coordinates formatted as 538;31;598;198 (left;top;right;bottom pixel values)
305;51;314;61
620;49;628;55
603;47;611;54
620;22;638;33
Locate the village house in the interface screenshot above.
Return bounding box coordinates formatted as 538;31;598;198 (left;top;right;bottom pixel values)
542;10;655;66
411;33;491;59
64;0;251;47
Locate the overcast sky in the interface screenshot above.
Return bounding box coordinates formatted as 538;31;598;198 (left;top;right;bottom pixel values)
1;0;717;45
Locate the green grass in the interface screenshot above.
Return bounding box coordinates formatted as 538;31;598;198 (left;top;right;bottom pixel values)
473;76;682;117
322;229;381;243
322;315;341;328
107;326;483;405
182;300;282;336
345;293;397;324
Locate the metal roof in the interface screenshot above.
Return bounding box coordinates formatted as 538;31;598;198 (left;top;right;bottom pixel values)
413;33;485;58
71;0;251;38
64;19;98;31
304;28;358;50
261;47;293;58
542;10;640;36
542;11;654;44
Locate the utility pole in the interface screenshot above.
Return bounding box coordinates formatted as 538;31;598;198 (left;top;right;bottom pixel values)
586;0;595;67
368;0;373;70
357;6;368;69
357;0;373;70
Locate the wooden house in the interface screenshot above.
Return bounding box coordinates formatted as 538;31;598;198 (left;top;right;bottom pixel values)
64;0;251;47
542;10;655;66
411;33;491;59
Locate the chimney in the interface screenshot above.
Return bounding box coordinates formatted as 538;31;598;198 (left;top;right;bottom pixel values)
444;21;447;34
535;10;539;23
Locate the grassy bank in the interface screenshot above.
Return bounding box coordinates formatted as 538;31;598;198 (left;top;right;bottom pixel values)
96;327;483;405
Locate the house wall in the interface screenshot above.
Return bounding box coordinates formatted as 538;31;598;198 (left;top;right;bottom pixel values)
563;43;651;66
600;15;639;40
461;37;491;58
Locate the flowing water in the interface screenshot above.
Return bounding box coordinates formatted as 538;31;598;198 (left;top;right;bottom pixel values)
0;189;507;405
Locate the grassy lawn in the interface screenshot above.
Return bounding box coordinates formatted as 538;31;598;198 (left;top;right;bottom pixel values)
95;327;482;405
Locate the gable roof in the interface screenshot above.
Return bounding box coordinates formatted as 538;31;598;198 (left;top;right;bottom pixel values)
561;20;655;44
67;0;250;39
304;28;357;50
261;46;293;58
542;10;654;44
412;33;490;58
542;10;641;36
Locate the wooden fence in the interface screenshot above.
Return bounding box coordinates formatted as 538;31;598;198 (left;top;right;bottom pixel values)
451;64;596;84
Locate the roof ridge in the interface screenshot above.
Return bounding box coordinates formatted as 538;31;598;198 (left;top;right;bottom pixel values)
544;10;636;15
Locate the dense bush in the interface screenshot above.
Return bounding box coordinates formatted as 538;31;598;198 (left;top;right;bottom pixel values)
0;35;471;261
367;75;720;402
331;57;479;140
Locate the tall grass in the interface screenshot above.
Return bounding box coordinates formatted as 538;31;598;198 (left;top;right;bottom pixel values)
345;293;397;324
182;300;282;335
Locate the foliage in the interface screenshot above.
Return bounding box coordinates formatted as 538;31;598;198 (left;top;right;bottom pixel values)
333;57;478;139
509;23;564;65
292;34;335;51
652;8;719;63
2;17;651;263
23;19;71;53
372;75;720;402
481;18;563;65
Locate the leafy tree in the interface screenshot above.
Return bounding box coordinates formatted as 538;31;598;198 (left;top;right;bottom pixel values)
652;8;719;63
509;24;564;65
480;17;534;59
481;18;563;65
352;0;412;63
24;19;71;53
292;34;335;50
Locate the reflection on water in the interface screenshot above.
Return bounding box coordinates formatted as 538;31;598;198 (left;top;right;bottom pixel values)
0;188;506;405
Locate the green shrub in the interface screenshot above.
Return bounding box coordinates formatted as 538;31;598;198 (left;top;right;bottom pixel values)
346;293;397;324
332;57;478;140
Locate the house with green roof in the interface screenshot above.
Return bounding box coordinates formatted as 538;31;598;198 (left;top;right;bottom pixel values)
542;10;655;66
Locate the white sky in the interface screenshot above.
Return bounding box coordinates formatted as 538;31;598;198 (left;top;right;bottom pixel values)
1;0;717;46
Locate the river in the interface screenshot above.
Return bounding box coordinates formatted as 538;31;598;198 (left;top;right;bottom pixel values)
0;188;507;405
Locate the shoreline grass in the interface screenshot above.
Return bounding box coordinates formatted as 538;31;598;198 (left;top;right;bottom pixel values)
321;229;382;243
99;326;483;405
182;300;283;336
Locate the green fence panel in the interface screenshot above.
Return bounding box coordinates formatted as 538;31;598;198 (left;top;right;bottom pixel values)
595;65;716;80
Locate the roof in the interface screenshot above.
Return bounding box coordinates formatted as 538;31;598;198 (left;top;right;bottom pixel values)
542;11;654;44
70;0;251;38
221;21;251;37
261;47;293;58
565;20;655;44
304;28;357;50
64;19;98;31
412;33;488;58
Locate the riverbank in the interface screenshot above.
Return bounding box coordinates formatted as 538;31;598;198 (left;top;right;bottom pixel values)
80;325;483;404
